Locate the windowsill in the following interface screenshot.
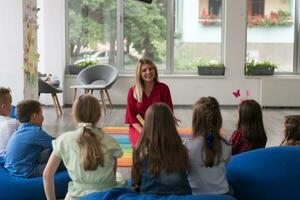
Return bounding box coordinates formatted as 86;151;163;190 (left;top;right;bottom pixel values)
65;73;227;79
245;74;300;79
66;74;300;79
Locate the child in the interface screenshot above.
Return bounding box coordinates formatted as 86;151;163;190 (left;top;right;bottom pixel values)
4;99;53;177
0;87;19;157
281;115;300;146
43;95;123;200
230;99;267;155
186;97;231;195
132;103;191;195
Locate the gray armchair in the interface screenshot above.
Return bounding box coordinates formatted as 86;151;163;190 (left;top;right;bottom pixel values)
76;64;119;113
38;78;63;117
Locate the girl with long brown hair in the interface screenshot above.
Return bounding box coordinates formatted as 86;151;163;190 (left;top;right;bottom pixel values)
281;115;300;146
132;103;191;194
230;99;267;155
43;95;123;200
187;97;231;194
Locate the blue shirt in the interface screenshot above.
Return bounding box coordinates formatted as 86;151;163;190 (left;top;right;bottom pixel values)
4;123;53;177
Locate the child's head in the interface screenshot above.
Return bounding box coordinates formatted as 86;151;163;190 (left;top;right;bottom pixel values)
17;100;43;126
73;94;101;125
282;115;300;145
73;94;103;171
0;87;12;116
238;99;267;148
192;96;223;167
192;96;222;137
135;103;189;176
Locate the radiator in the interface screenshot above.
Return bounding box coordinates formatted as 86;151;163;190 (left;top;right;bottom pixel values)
260;77;300;107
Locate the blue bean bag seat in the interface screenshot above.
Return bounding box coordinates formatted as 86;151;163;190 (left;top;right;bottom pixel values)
226;146;300;200
80;188;236;200
0;163;70;200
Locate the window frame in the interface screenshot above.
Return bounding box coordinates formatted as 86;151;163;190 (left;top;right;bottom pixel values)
64;0;300;75
246;0;299;75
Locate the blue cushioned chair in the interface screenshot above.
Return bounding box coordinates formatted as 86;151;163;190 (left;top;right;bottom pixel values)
0;163;70;200
226;146;300;200
81;188;236;200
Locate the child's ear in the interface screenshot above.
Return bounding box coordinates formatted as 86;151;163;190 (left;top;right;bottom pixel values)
31;113;37;120
1;104;7;112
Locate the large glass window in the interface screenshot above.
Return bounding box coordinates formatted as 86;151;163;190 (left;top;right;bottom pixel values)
174;0;223;72
67;0;223;74
68;0;117;67
123;0;167;71
246;0;295;73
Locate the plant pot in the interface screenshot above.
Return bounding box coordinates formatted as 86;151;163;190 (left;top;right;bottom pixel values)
197;67;225;75
250;67;275;75
68;65;85;75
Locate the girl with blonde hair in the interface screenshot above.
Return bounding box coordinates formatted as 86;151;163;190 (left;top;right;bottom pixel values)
43;95;123;200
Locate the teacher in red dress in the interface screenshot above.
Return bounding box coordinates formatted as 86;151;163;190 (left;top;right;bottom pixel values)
125;58;173;148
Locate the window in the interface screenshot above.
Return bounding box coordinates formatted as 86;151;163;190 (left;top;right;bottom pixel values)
246;0;296;73
209;0;222;16
248;0;265;16
175;0;223;72
67;0;224;74
67;0;117;67
123;0;167;71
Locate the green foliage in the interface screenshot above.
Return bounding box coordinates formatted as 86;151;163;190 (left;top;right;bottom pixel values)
245;56;277;75
75;60;96;68
68;0;167;64
190;57;224;68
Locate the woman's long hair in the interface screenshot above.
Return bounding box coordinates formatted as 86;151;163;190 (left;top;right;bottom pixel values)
74;94;103;171
192;96;224;167
132;103;189;185
281;115;300;145
238;99;267;149
133;58;158;102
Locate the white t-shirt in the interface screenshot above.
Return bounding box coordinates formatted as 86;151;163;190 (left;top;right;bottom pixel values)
0;115;19;156
185;136;231;195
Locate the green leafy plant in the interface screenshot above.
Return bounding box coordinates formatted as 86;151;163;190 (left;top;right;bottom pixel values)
245;56;277;75
75;60;96;68
190;57;224;68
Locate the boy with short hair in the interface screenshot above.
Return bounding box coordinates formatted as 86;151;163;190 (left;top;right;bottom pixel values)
0;87;19;157
4;100;54;177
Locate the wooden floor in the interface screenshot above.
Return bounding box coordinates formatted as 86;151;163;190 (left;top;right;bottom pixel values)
42;105;300;147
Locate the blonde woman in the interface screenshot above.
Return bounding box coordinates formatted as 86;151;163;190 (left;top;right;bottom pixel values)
125;58;173;148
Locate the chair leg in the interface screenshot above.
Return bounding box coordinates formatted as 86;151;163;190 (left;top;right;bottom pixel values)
51;94;60;117
99;89;107;115
73;88;77;103
54;94;63;116
104;89;112;105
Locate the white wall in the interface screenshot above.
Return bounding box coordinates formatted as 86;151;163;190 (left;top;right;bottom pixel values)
38;0;66;105
1;0;300;106
0;1;24;104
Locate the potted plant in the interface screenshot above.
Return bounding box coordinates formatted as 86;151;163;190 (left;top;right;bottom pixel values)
245;57;277;75
191;57;225;75
68;60;97;75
